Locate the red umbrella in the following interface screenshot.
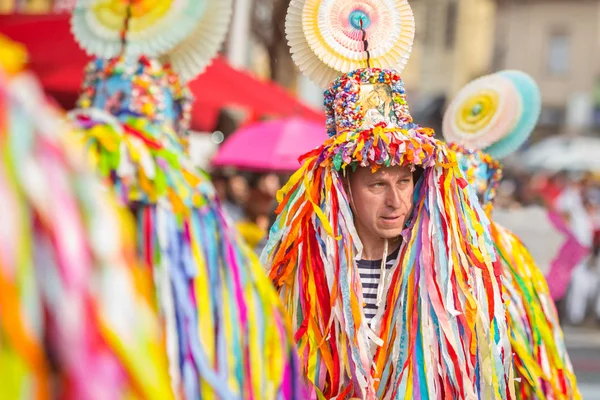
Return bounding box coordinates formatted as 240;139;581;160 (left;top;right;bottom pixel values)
0;14;323;131
212;117;328;172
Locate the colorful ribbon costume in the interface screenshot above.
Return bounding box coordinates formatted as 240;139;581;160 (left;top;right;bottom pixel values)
66;1;303;398
0;34;172;399
262;1;514;398
442;70;580;399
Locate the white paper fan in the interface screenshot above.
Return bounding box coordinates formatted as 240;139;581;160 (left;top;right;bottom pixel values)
161;0;233;83
70;0;206;58
286;0;415;88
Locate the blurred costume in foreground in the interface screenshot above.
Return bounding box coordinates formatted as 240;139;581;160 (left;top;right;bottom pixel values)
66;1;302;398
442;70;580;399
0;34;172;399
262;0;514;398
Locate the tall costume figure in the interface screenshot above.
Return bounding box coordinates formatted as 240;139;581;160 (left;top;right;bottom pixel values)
67;1;302;398
262;0;514;398
0;34;172;399
442;70;580;399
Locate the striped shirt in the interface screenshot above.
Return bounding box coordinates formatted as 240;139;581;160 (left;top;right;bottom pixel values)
357;248;400;324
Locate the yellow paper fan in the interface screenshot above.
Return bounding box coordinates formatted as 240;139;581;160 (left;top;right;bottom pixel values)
70;0;206;58
160;0;233;83
286;0;415;88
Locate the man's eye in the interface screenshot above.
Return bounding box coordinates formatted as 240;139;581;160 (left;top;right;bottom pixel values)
399;179;411;184
371;182;384;188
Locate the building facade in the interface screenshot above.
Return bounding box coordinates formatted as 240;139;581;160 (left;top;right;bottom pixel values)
402;0;498;133
493;0;600;136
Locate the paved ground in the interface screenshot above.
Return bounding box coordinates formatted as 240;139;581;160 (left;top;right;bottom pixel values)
564;326;600;399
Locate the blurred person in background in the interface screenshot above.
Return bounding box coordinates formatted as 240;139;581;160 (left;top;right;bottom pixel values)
557;174;598;325
228;173;250;208
564;193;599;325
586;176;600;324
531;171;569;208
512;171;535;206
236;172;280;254
212;170;245;222
555;174;593;250
585;196;600;268
585;176;600;266
0;34;174;399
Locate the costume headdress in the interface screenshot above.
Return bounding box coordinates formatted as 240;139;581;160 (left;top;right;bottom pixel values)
442;70;542;213
67;2;303;398
442;71;580;399
0;34;172;399
263;1;513;398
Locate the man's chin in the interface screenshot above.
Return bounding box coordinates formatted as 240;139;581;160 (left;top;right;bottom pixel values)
376;228;404;240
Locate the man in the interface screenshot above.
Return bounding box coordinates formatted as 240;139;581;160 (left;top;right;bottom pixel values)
345;166;416;324
262;1;513;397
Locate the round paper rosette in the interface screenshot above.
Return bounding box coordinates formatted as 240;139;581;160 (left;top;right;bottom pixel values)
485;70;541;159
71;0;232;82
442;73;520;151
71;0;205;58
161;0;233;82
442;70;541;159
286;0;415;88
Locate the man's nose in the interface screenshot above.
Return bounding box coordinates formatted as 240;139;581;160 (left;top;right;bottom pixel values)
385;186;403;208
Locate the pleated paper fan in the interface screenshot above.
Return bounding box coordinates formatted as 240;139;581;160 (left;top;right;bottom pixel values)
484;70;541;159
161;0;233;82
286;0;415;88
70;0;206;58
442;73;522;151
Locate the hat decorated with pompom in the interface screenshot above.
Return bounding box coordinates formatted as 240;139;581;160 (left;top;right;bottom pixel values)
76;55;193;139
322;68;438;171
287;0;440;172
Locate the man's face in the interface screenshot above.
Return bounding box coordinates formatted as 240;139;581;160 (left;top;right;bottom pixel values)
347;165;415;240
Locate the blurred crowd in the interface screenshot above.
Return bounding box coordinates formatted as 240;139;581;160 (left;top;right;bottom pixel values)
498;169;600;324
499;170;600;256
212;170;289;254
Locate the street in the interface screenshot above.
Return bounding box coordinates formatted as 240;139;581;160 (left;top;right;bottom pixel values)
564;326;600;399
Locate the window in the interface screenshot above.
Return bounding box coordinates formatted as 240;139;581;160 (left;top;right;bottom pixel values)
547;32;570;75
445;1;458;50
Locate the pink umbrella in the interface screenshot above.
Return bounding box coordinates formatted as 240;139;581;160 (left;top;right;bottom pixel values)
212;117;327;172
